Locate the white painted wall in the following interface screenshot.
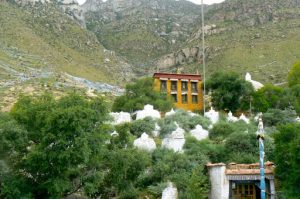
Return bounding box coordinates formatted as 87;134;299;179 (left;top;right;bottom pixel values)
208;165;229;199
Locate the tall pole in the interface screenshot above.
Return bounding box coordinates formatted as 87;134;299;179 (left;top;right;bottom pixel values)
257;116;266;199
201;0;206;114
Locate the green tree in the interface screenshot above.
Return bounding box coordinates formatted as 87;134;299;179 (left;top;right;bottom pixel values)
288;60;300;87
252;84;284;112
274;123;300;198
263;108;297;126
207;72;254;112
112;77;173;112
1;93;110;198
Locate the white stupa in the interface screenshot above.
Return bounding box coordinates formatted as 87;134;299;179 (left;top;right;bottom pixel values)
133;133;157;152
239;113;250;124
162;122;185;153
227;111;238;122
162;182;178;199
245;73;264;91
152;123;161;137
165;108;176;117
204;107;219;124
110;112;131;125
136;104;161;120
190;125;209;141
110;131;119;137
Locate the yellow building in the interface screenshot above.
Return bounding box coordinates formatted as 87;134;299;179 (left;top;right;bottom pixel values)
153;72;203;112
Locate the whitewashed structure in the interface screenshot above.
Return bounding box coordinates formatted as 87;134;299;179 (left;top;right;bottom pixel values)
165;108;176;117
162;182;178;199
133;133;156;152
207;162;276;199
239;113;250;124
136;104;161;120
152;123;161;137
227;111;238;122
190;125;209;141
204;107;219;124
110;112;131;125
162;124;185;153
245;73;264;91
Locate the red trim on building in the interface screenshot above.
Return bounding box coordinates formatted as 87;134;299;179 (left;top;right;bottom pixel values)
153;73;202;80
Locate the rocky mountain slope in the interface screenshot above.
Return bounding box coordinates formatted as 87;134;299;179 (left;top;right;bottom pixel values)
184;0;300;83
83;0;300;83
0;0;133;111
0;0;133;84
82;0;207;70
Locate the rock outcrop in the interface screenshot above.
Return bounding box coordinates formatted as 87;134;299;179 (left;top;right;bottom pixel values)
155;46;208;69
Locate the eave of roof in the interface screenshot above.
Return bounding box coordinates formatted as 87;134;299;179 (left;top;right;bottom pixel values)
153;72;202;80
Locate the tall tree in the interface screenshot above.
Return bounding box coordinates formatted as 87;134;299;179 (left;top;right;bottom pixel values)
274;123;300;198
1;93;110;198
207;72;254;112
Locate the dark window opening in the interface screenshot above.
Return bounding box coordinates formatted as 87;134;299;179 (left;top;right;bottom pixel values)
182;94;188;104
181;81;188;91
160;80;167;92
191;82;198;92
171;81;177;91
192;95;198;104
171;94;177;102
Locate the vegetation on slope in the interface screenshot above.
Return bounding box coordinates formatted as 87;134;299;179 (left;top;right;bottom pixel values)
0;0;133;84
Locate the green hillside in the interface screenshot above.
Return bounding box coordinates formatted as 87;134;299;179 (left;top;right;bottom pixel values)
0;0;132;84
183;0;300;84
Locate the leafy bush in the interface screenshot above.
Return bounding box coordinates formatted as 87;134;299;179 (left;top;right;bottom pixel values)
112;77;173;112
288;60;300;87
209;121;234;142
252;84;284;112
158;110;211;137
263;108;297;126
130;117;155;137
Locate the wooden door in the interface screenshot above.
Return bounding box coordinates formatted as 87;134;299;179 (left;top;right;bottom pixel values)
232;184;256;199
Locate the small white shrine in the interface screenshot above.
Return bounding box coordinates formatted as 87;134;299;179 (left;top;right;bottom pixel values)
136;104;161;120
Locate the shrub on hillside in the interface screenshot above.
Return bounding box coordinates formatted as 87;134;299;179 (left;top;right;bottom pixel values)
158;110;211;137
112;77;173;112
252;84;284;112
263;108;297;127
130;117;155;137
288;60;300;87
